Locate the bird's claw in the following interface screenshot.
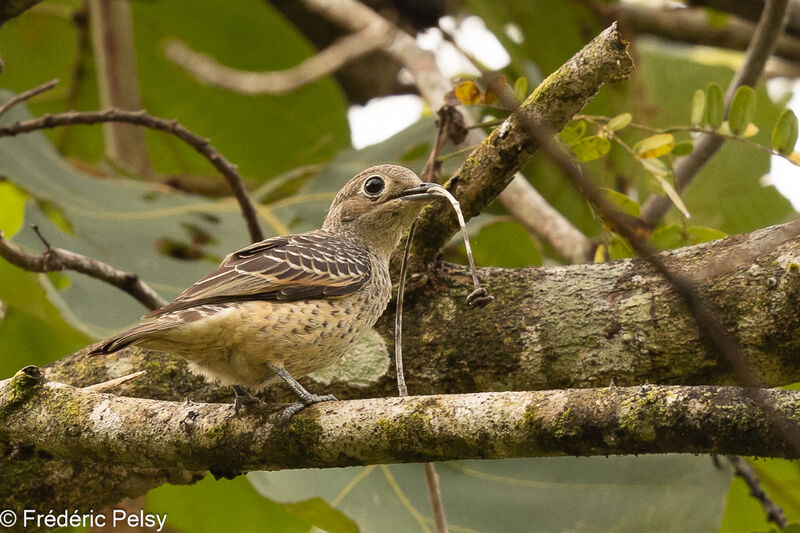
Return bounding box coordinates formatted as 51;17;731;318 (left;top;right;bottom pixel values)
279;393;338;427
466;287;494;309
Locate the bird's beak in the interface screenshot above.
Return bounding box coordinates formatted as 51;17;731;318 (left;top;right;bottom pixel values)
398;182;447;201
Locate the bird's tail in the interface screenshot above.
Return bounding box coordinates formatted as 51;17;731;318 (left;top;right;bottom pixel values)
87;320;177;355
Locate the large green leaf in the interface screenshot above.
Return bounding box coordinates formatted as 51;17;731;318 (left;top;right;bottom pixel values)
0;100;279;335
0;0;350;180
250;456;732;532
146;475;309;533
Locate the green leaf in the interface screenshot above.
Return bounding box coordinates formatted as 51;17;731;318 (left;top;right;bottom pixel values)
558;120;586;145
0;306;90;379
653;173;691;219
687;225;727;244
0;180;28;237
640;157;670;177
284;498;359;533
706;82;725;129
147;475;308;533
728;86;756;135
690;89;705;126
251;456;732;533
0;99;290;335
599;188;641;217
0;0;350;179
633;134;675;159
673;141;694;156
570;135;610;162
513;76;528;101
608;234;636;259
450;219;541;268
772;109;799;155
650;224;685;250
606;112;632;131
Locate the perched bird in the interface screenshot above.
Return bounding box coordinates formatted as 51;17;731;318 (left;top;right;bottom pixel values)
91;165;443;422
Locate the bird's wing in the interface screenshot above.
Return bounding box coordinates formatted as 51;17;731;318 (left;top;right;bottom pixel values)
144;232;372;318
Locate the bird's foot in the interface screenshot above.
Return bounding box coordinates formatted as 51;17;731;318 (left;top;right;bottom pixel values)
232;386;261;418
279;393;337;426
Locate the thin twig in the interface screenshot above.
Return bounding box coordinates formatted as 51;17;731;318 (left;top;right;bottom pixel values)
640;0;791;226
82;370;147;392
0;107;264;243
726;455;788;528
164;25;389;95
0;228;167;310
0;78;59;118
424;463;448;533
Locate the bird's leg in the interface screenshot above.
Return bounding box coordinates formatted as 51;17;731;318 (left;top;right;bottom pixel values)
232;385;260;417
267;363;337;424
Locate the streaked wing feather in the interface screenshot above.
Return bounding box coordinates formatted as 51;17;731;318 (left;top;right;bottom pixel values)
144;232;371;317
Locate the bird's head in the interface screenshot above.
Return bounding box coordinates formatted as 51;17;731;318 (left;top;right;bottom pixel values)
322;164;443;258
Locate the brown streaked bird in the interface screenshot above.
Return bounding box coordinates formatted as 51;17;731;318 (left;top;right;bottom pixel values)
91;165;444;423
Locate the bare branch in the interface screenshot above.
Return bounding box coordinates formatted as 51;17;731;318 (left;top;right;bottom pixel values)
0;108;265;243
0;79;58;118
640;0;792;226
604;3;800;64
164;25;390;95
88;0;153;177
725;455;788;529
0;229;167;310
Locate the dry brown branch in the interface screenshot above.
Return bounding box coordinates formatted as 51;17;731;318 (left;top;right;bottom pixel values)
164;25;390;95
0;107;265;243
726;455;788;528
88;0;153;177
606;2;800;63
0;229;167;310
0;79;58;118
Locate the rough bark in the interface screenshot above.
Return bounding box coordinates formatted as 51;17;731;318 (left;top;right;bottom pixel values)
3;367;800;516
42;219;800;401
3;219;799;512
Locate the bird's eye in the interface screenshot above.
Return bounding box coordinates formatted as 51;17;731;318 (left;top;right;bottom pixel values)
363;175;385;196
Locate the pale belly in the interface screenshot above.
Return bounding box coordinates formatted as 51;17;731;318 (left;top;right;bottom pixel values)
136;290;389;389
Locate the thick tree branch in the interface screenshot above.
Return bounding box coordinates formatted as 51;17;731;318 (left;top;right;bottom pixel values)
0;229;167;311
164;25;390;95
0;108;265;243
410;24;632;264
3;218;800;512
640;0;791;226
3;369;800;478
38;220;800;403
